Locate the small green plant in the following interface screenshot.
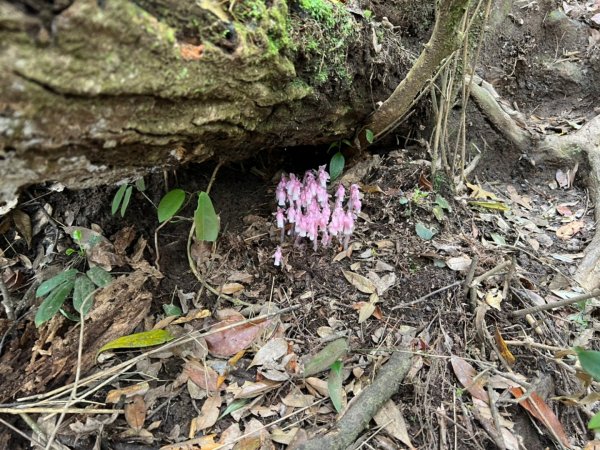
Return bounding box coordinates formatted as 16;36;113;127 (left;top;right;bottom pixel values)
194;192;219;242
363;9;373;21
157;188;185;223
575;348;600;432
111;178;146;217
365;128;375;144
328;139;353;181
35;265;113;326
36;228;114;326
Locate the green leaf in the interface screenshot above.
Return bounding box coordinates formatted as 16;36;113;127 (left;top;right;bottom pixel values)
98;329;175;355
86;266;113;288
35;280;75;327
121;185;133;217
112;185;127;215
490;233;506;246
328;360;344;413
415;222;436;240
575;347;600;381
302;338;349;377
589;411;600;430
73;275;96;316
135;177;146;192
36;269;78;297
432;205;445;222
328;142;340;151
194;192;220;242
218;399;248;420
163;304;182;317
365;129;374;144
158;189;185;223
435;194;451;211
59;308;81;322
329;152;345;181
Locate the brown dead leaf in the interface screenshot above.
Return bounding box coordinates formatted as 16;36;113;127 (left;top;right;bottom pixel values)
494;327;516;366
106;382;150;404
11;210;32;248
450;356;488;403
189;395;222;435
235;380;281;399
204;314;270;358
249;338;288;368
124;395;146;432
506;185;532;210
342;270;376;294
282;390;315;408
354;301;376;323
220;283;244;295
418;172;433;191
373;400;415;449
184;360;224;392
509;386;570;447
556;220;584;240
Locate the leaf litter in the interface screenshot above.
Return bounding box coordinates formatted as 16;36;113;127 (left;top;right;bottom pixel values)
0;154;596;449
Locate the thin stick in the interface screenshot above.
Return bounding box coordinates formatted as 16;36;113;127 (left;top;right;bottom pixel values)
0;276;15;320
0;407;122;414
463;255;478;295
391;281;461;309
471;260;512;287
509;289;600;318
0;416;46;448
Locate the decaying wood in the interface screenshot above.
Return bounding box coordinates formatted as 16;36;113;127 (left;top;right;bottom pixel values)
0;270;152;402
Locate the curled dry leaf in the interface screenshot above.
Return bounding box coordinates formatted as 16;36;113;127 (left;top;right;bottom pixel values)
234;380;281;399
494;327;516;366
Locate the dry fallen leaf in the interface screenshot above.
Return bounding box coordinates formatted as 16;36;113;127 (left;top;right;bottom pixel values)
124;395;146;432
342;270;376;294
189;394;222;435
184;360;224;392
373;400;415;449
556;220;584;240
446;255;472;271
494;327;516;366
205;312;270;357
485;289;503;310
450;356;488;403
509;386;570;448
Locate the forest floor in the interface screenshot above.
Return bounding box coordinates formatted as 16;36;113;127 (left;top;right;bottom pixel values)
1;1;600;449
0;142;597;449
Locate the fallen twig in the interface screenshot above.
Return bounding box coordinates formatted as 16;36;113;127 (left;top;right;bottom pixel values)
392;281;461;310
509;289;600;318
298;348;413;450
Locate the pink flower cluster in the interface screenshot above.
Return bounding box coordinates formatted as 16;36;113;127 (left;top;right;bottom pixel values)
273;166;361;265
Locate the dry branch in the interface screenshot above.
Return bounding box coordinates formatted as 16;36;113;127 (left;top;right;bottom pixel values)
298;349;413;450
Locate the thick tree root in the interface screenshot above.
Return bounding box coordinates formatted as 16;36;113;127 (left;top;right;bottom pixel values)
468;75;600;291
298;349;413;450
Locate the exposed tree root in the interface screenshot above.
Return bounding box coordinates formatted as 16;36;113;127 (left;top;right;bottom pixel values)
468;74;600;291
298;349;413;450
356;0;472;148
